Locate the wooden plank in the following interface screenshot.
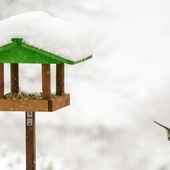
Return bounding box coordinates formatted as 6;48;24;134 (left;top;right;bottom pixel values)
0;64;4;98
56;63;64;95
51;94;70;111
42;64;51;100
10;64;19;93
0;100;49;111
26;111;36;170
0;94;70;111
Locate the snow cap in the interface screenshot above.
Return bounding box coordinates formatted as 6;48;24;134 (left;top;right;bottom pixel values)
0;11;93;64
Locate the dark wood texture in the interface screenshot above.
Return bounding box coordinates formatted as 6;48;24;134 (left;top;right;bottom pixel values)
26;111;36;170
42;64;51;100
50;94;70;111
0;64;4;98
10;64;19;93
0;100;48;111
0;94;70;111
56;63;64;95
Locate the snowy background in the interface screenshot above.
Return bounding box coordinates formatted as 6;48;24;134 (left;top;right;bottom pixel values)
0;0;170;169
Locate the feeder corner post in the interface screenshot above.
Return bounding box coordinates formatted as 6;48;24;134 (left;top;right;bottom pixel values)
10;63;19;93
42;64;51;100
56;63;65;96
0;63;4;98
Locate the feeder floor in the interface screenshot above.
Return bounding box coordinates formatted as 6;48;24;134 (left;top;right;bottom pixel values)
0;93;70;112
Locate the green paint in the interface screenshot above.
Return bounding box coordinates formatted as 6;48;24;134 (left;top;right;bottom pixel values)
0;38;92;64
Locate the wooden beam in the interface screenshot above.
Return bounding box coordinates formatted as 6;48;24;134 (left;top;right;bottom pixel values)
0;94;70;111
56;63;64;95
0;64;4;98
10;63;19;93
42;64;51;100
26;111;36;170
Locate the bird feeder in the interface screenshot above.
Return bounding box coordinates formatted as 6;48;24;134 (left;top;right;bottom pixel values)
0;12;92;170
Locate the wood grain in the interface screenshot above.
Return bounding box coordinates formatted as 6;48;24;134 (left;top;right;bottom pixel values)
56;63;64;95
51;93;70;111
10;64;19;93
0;64;4;98
26;111;36;170
42;64;51;100
0;94;70;112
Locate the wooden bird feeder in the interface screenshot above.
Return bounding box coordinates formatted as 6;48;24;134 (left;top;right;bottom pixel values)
0;38;92;169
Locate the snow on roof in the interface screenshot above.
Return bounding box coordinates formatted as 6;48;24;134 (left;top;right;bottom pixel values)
0;11;93;62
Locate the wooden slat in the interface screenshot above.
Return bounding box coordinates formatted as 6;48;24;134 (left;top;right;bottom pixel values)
0;94;70;112
42;64;51;100
56;63;64;95
51;94;70;111
26;111;36;170
0;64;4;98
10;64;19;93
0;100;49;111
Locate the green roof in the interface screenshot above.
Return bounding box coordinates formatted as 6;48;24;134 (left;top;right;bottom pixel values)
0;38;92;64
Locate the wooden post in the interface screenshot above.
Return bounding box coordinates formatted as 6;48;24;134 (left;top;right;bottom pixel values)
42;64;51;100
0;64;4;98
26;111;36;170
56;63;64;95
10;63;19;93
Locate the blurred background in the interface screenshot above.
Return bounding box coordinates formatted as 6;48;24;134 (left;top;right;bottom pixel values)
0;0;170;169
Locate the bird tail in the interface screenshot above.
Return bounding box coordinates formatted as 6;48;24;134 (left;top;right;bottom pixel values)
154;121;169;130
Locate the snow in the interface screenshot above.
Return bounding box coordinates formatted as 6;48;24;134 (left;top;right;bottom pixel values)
0;144;66;170
0;11;93;62
0;0;170;170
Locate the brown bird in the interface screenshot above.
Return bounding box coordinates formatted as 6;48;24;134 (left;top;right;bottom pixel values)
154;121;170;141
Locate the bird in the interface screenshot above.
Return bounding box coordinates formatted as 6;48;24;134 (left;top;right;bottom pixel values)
154;121;170;141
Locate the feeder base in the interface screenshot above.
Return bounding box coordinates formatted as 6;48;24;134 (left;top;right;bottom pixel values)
0;94;70;112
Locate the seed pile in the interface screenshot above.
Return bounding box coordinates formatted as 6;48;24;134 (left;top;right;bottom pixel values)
2;92;57;100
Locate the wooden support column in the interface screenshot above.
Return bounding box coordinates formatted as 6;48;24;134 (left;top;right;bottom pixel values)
42;64;51;100
56;63;64;95
0;64;4;98
26;111;36;170
10;63;19;93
